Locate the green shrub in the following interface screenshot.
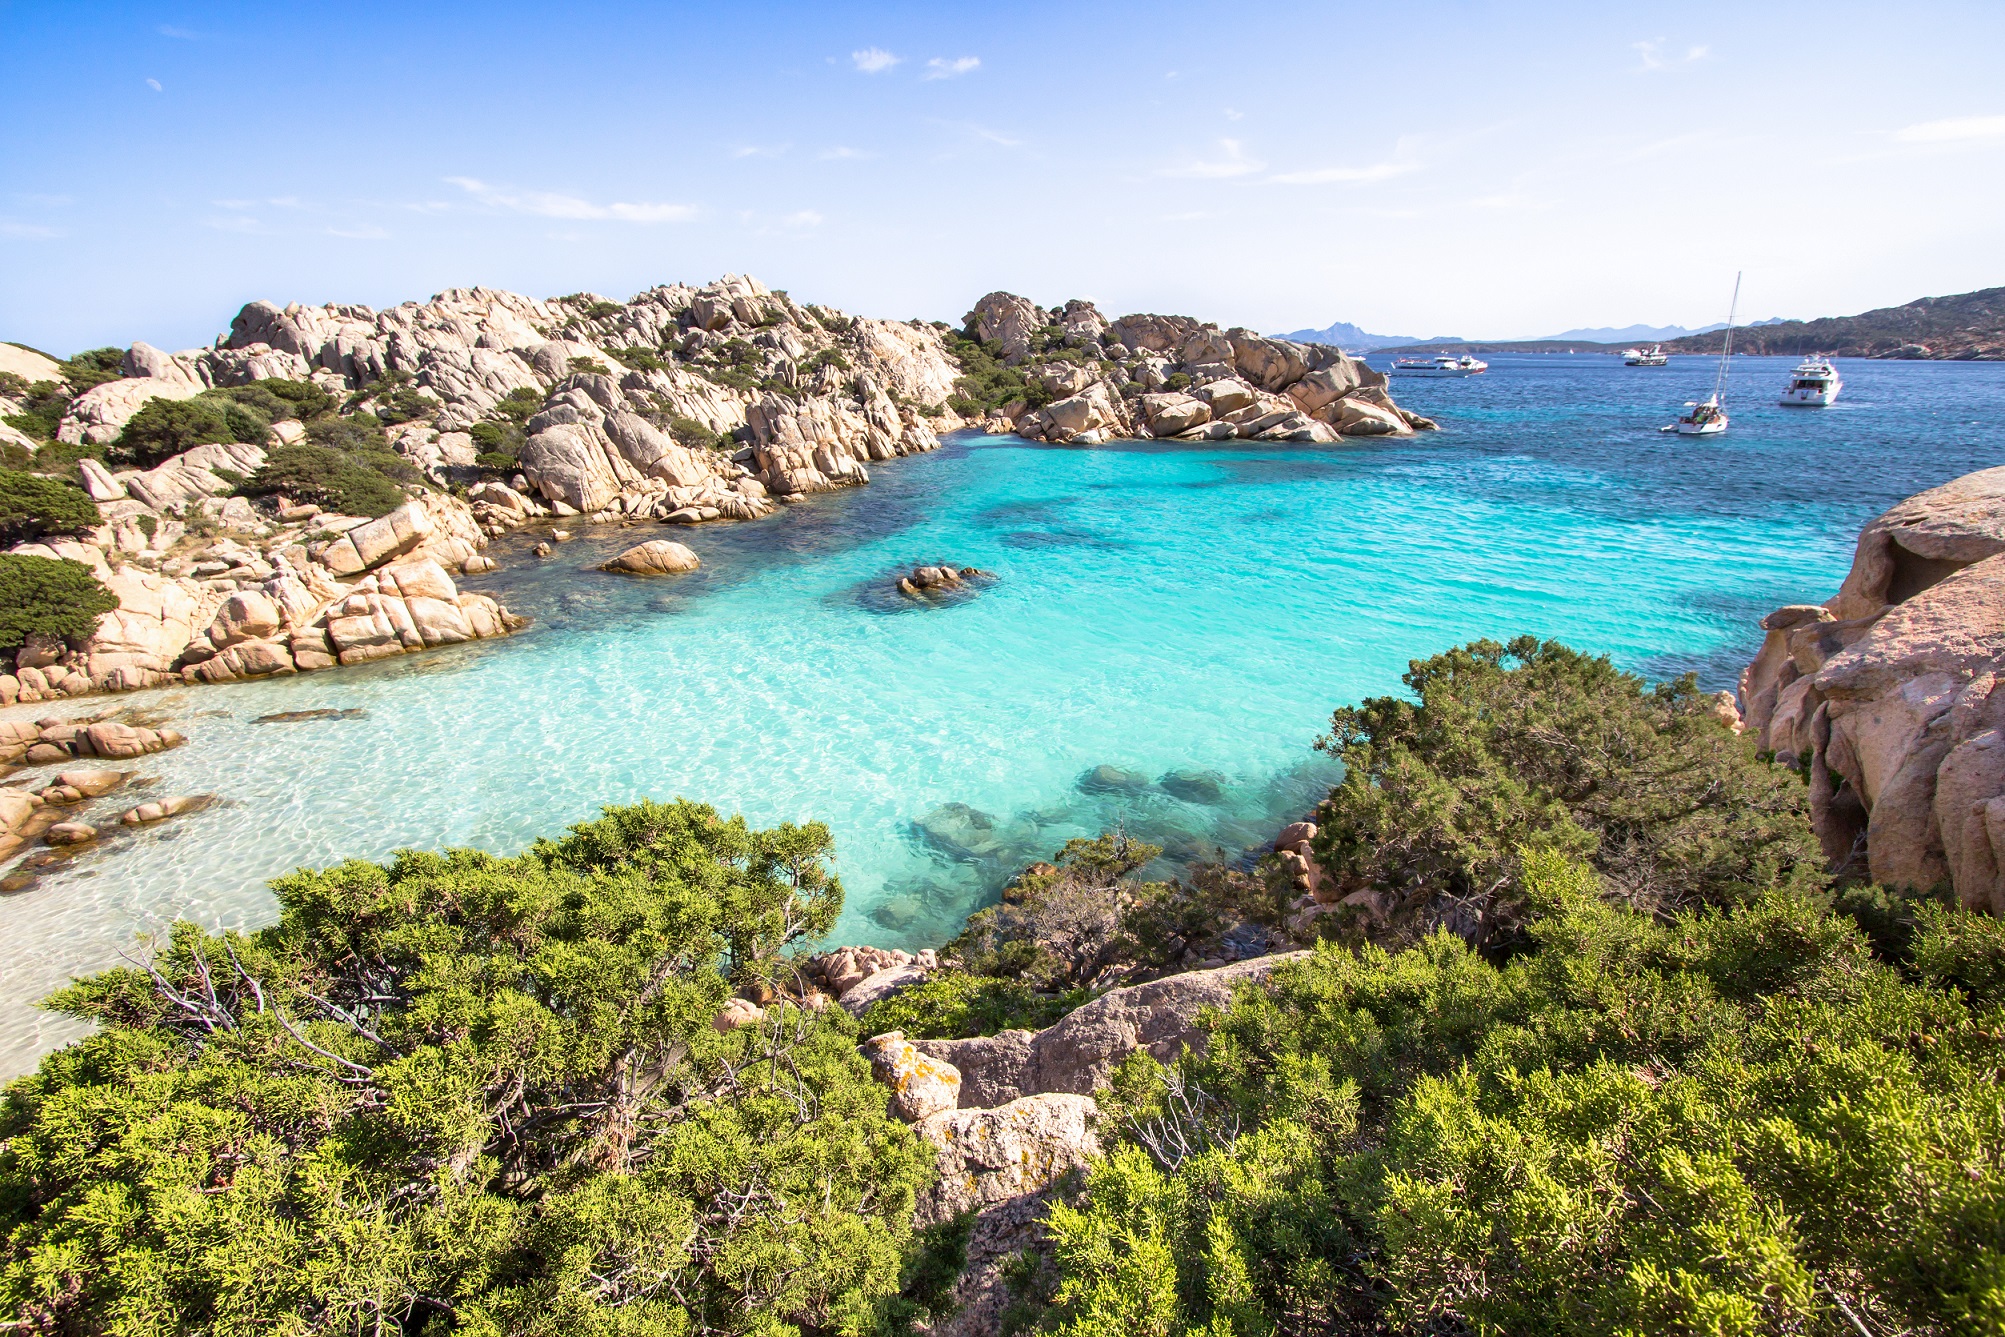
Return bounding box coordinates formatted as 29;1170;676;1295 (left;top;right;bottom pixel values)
568;356;613;377
494;386;544;424
860;970;1084;1040
0;468;101;545
1041;849;2005;1335
943;330;1048;417
238;442;405;517
0;371;27;398
2;380;70;445
662;415;731;452
1310;636;1824;947
0;800;934;1334
468;420;523;474
109;394;269;468
0;554;119;652
57;347;125;393
608;345;669;372
211;377;334;423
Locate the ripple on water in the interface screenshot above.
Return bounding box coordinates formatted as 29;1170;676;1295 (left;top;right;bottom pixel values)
4;357;2004;1074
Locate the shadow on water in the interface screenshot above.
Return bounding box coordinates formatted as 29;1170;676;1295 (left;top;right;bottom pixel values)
997;527;1131;551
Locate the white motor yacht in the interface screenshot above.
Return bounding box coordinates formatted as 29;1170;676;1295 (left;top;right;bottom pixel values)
1780;355;1842;406
1624;345;1670;366
1391;354;1488;377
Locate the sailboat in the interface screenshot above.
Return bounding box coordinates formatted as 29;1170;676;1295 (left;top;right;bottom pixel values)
1665;273;1740;436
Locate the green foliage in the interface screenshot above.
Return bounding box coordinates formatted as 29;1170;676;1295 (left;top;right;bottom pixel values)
951;833;1163;991
662;415;733;452
212;377;335;423
495;385;544;424
0;370;27;398
109;393;269;468
860;970;1084;1040
2;380;72;445
238;442;406;517
469;420;523;474
568;356;614;377
0;468;101;544
1312;636;1824;946
0;554;119;652
57;346;125;392
0;800;933;1335
1042;849;2005;1335
943;331;1048;417
609;345;670;372
1161;372;1193;393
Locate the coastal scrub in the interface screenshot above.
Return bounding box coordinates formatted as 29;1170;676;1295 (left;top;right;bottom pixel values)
0;800;933;1334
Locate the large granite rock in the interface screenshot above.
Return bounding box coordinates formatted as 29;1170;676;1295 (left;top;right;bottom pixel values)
600;539;700;575
1741;468;2005;909
916;954;1306;1109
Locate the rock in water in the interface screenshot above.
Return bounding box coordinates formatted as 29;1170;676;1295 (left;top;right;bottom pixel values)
600;540;701;575
1158;768;1227;804
1078;763;1151;795
913;802;1007;862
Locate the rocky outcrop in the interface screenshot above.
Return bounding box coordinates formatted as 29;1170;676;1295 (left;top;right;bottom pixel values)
1741;467;2005;908
861;1032;963;1120
963;291;1422;447
600;540;700;575
915;954;1306;1109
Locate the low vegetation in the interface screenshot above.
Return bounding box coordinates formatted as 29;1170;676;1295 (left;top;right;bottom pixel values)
943;329;1049;418
0;800;935;1335
0;554;120;652
0;467;101;545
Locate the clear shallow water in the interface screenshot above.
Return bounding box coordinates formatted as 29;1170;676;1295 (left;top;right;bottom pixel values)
3;354;2002;1072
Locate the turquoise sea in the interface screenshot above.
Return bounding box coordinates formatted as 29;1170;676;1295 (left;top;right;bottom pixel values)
3;353;2002;1072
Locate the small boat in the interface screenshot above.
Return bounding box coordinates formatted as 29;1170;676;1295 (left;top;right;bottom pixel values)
1670;395;1729;436
1780;354;1842;406
1662;274;1739;436
1392;354;1488;377
1623;344;1670;366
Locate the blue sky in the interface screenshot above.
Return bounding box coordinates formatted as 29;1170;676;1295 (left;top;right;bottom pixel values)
3;0;2003;354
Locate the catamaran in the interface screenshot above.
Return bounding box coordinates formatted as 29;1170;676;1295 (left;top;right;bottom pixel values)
1391;353;1488;377
1780;354;1842;406
1623;345;1669;366
1665;274;1740;436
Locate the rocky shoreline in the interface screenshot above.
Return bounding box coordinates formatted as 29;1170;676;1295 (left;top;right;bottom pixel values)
2;274;1431;716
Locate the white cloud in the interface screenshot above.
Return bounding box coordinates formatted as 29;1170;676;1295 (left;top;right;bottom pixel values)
1268;162;1416;185
1633;38;1710;71
204;215;263;233
0;221;61;239
923;56;980;80
733;143;790;158
1895;114;2005;143
852;47;900;74
1158;138;1264;179
157;25;196;39
146;78;163;91
783;210;824;228
327;223;389;240
1223;107;1244;121
819;145;872;160
445;176;694;223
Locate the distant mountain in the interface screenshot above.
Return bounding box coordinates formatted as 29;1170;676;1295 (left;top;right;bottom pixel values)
1542;321;1724;343
1663;287;2005;359
1276;320;1430;352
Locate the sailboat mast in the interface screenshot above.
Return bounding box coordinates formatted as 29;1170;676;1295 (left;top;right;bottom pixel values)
1713;271;1742;404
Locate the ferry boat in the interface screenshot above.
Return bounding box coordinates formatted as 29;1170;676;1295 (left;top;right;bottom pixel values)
1391;354;1488;377
1780;354;1842;406
1663;273;1739;436
1623;344;1669;366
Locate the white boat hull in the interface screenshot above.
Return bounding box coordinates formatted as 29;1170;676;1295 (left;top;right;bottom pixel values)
1674;418;1729;436
1393;367;1485;377
1780;381;1841;406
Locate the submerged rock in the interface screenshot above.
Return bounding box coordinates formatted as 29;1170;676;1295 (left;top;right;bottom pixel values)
1158;767;1227;804
896;563;990;600
1078;764;1151;795
914;802;1009;862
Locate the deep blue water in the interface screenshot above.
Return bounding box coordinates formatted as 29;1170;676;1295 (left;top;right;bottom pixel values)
1;352;2000;1071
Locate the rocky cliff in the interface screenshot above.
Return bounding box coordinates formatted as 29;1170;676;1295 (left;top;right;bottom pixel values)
1741;466;2005;908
